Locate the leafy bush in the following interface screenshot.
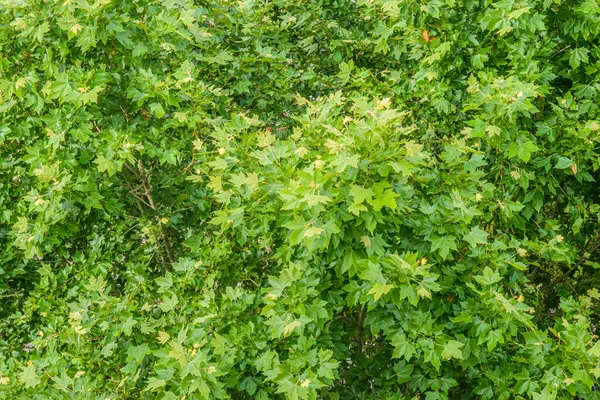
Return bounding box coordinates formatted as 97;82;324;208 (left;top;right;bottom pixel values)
1;0;600;398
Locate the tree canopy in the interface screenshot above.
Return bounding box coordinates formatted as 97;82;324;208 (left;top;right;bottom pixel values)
1;0;600;398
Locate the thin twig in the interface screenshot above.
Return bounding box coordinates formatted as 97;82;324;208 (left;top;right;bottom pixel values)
124;179;146;214
123;162;139;177
119;105;130;122
547;45;571;62
182;156;197;173
0;293;22;299
545;236;600;290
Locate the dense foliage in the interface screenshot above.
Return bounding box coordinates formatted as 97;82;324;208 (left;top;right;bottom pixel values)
2;0;600;398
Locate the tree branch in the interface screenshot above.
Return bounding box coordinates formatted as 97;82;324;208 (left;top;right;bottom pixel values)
357;306;366;354
132;160;176;266
124;180;149;214
137;159;157;211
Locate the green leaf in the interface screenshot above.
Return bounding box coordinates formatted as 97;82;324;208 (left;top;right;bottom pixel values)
590;341;600;357
19;365;40;389
359;261;386;284
507;6;531;20
569;48;589;69
240;377;258;396
464;226;489;247
283;319;301;335
486;330;504;351
554;156;573;169
430;236;457;259
349;185;374;205
94;155;116;175
391;333;415;361
144;377;167;392
368;283;394;300
149;102;166;118
507;141;539;162
474;267;502;285
81;191;104;210
190;377;211;398
51;372;71;392
159;294;178;312
331;154;360;172
122;317;137;336
371;188;398;211
338;60;354;83
441;340;464;360
303;226;323;238
168;341;187;367
128;344;152;363
205;50;233;65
